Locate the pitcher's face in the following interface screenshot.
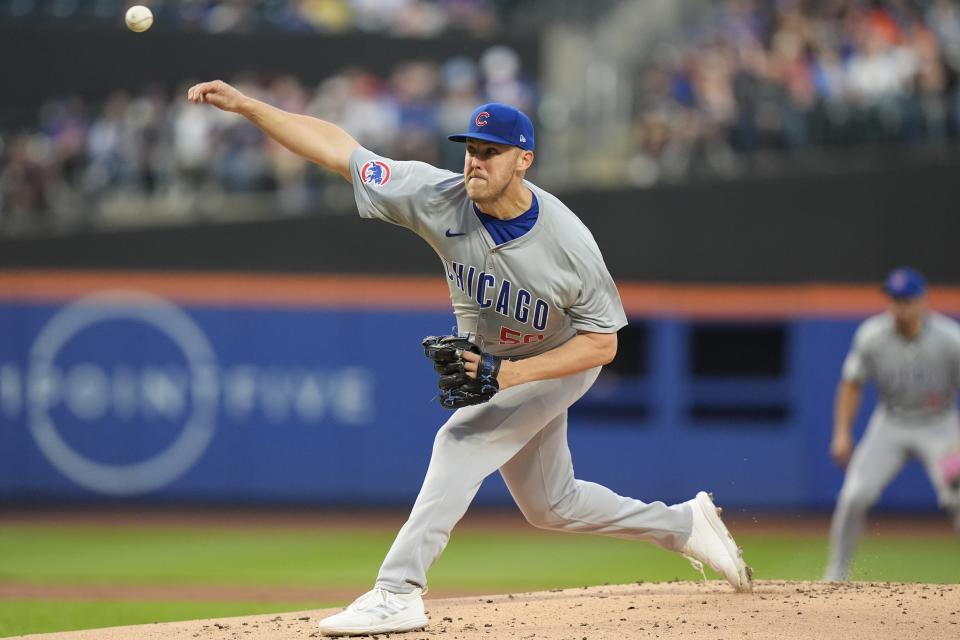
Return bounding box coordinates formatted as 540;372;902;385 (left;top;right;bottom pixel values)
463;140;532;204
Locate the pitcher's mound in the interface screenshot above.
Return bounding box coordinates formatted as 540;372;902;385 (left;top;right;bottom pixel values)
20;580;959;640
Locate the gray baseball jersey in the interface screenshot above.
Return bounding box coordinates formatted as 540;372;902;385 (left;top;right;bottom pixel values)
841;312;960;422
348;146;693;595
349;147;628;355
826;311;960;581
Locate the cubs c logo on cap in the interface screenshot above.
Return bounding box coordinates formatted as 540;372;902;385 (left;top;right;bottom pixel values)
447;103;535;151
890;270;908;290
360;160;391;186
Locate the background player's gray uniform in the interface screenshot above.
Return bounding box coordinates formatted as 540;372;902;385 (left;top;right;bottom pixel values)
350;147;694;594
826;311;960;580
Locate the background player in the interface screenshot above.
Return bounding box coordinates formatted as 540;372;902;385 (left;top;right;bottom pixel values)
186;79;752;637
825;267;960;581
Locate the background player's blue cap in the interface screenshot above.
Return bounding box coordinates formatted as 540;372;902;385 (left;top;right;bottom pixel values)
883;267;926;300
448;103;535;151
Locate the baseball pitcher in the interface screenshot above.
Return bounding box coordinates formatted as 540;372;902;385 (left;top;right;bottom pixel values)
825;267;960;581
186;81;753;637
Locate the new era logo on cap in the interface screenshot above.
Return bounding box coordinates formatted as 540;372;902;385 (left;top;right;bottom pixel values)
448;103;535;151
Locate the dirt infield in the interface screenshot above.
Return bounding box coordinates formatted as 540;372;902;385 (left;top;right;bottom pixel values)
15;581;959;640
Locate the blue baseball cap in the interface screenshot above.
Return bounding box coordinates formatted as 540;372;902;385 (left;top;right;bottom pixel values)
883;267;926;300
448;103;535;151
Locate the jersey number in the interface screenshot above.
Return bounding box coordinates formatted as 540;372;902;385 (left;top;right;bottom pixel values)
499;327;544;345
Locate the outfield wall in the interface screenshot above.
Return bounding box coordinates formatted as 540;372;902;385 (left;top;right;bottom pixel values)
2;272;957;511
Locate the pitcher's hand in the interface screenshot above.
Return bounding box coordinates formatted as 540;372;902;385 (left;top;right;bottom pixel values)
187;80;248;113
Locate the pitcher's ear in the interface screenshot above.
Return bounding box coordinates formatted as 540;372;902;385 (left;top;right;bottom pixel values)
518;149;534;171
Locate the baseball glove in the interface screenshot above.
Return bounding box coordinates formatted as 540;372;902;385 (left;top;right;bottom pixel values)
423;335;502;409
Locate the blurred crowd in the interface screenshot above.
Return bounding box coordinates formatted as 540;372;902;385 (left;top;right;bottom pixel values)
0;47;535;232
0;0;505;37
628;0;960;184
6;0;960;232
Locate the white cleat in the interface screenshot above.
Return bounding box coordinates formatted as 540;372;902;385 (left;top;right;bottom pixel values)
681;491;753;592
318;587;428;637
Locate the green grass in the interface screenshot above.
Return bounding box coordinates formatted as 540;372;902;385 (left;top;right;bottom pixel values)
0;600;324;637
1;524;958;637
0;528;393;587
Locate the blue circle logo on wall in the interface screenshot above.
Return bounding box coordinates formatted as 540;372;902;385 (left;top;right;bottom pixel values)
27;291;219;496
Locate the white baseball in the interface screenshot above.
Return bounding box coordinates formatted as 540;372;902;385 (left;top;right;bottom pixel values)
125;5;154;33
